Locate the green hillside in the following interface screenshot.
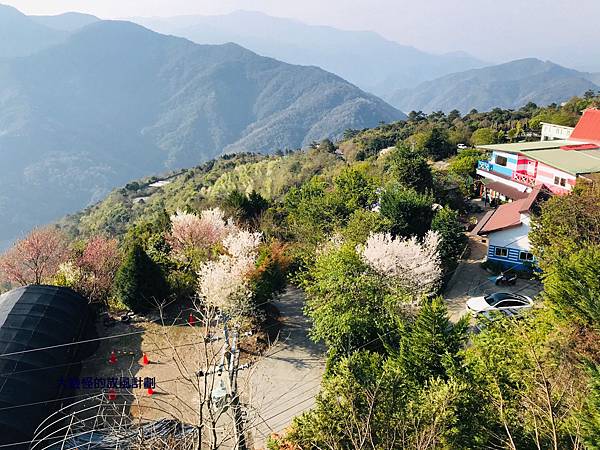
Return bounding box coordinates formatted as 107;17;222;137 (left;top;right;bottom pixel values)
61;149;343;238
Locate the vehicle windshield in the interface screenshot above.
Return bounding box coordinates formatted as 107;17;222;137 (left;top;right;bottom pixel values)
483;292;525;305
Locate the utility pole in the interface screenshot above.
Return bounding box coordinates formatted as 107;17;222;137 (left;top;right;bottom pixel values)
220;318;247;450
227;327;247;450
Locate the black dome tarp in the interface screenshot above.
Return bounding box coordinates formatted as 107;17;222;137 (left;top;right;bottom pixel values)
0;285;89;448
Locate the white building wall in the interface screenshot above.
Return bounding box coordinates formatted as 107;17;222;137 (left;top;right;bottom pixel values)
487;221;530;251
541;123;574;141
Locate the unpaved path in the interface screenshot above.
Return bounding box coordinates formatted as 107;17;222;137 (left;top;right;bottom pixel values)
245;286;326;446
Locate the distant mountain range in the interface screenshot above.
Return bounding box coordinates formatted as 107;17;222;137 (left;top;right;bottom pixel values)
389;58;600;113
0;9;404;248
0;4;98;57
131;10;488;99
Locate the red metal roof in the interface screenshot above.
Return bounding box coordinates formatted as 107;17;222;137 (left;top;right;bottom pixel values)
560;143;600;151
570;109;600;144
475;186;544;235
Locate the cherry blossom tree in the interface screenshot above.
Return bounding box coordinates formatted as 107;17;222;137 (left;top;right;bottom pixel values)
197;230;262;319
0;227;70;285
78;236;121;303
360;231;442;297
167;209;233;251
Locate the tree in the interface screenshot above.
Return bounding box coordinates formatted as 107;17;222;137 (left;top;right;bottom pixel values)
448;125;471;147
470;127;497;146
77;236;121;303
465;310;589;449
340;209;391;245
319;138;337;153
388;145;434;193
379;185;435;238
0;226;69;285
332;165;378;213
543;245;600;329
398;297;468;384
113;241;168;312
167;208;235;268
360;231;442;297
582;363;600;449
423;127;455;160
197;229;262;320
224;190;269;224
448;109;461;122
431;208;468;275
303;244;402;360
290;302;479;449
530;184;600;271
448;149;484;180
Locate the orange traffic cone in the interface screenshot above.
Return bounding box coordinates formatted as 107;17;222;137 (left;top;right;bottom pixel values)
142;353;149;365
108;388;116;401
147;387;154;396
188;313;196;326
109;351;117;364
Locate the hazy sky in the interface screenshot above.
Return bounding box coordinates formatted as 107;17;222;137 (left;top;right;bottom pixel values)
5;0;600;70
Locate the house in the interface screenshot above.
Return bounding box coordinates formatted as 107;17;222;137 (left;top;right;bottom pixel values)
475;109;600;202
540;122;574;141
472;186;547;270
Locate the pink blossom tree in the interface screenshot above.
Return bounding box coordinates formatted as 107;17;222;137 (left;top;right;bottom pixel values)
0;227;70;285
360;231;442;297
78;236;121;303
167;208;237;265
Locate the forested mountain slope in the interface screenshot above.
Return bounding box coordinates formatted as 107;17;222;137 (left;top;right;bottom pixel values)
390;58;600;113
0;19;403;247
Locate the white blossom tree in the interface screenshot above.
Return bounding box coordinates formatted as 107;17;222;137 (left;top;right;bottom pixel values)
359;231;442;297
197;229;263;319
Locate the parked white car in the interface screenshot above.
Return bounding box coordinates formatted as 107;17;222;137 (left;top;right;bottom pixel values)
466;292;533;315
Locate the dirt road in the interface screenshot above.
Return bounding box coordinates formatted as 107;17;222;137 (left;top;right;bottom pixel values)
245;286;326;447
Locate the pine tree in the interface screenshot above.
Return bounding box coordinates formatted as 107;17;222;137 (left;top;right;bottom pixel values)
113;241;168;312
399;297;468;384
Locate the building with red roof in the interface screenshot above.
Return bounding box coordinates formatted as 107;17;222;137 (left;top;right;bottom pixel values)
472;186;548;270
569;108;600;145
475;109;600;202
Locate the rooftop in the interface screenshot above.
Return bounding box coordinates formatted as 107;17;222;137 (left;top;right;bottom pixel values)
570;109;600;144
477;140;575;153
520;147;600;175
473;186;544;235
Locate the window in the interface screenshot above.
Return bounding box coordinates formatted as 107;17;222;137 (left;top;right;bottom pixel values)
519;251;534;261
495;155;508;166
496;300;526;308
554;176;567;187
494;247;508;257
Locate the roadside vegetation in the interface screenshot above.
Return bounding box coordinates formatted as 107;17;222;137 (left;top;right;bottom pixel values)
0;94;599;448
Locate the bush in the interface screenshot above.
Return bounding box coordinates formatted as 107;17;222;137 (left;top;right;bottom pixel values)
249;241;292;309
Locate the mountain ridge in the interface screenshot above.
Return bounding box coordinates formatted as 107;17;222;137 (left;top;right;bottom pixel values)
389;58;600;113
131;10;488;98
0;18;404;248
